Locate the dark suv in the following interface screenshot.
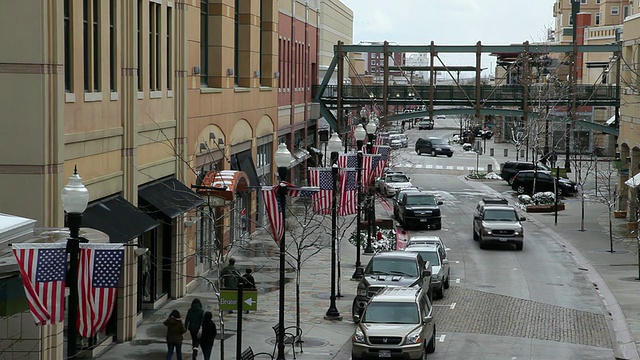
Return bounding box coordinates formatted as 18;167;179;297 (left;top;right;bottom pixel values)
415;137;453;157
511;170;578;196
397;192;443;230
500;161;550;185
352;251;432;322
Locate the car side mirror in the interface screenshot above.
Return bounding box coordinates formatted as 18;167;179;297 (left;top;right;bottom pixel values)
519;216;526;221
423;315;433;324
437;201;443;205
474;215;481;220
442;259;449;265
423;267;432;277
354;314;361;323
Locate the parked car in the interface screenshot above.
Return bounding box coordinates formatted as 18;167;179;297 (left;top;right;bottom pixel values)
352;287;436;360
436;114;446;120
352;251;432;322
404;243;450;299
375;169;404;192
418;118;434;130
393;188;421;219
406;235;449;258
472;205;526;250
397;192;443;230
511;170;578;196
415;137;453;157
380;173;413;197
500;161;550;185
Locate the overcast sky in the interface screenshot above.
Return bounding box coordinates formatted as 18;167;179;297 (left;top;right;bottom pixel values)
341;0;557;76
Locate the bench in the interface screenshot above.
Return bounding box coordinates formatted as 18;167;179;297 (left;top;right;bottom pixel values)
240;347;274;360
271;323;303;359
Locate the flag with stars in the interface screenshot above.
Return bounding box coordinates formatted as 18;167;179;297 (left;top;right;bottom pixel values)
338;169;358;215
373;145;391;178
362;154;382;188
338;153;357;169
308;168;334;214
12;242;67;325
77;243;124;337
261;182;319;243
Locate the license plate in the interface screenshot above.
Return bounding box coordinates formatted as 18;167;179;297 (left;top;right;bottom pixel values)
379;350;391;358
420;219;428;222
499;238;508;242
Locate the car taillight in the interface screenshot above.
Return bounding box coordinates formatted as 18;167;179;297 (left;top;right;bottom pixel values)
513;174;518;181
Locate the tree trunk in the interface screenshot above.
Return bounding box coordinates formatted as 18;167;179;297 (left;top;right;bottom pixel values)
296;260;301;331
580;191;585;231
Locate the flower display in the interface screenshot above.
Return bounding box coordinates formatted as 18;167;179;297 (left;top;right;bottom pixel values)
348;227;397;253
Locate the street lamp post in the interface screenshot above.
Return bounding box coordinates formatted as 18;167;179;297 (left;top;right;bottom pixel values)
274;144;293;360
352;125;367;280
61;166;90;359
325;134;343;320
363;120;377;255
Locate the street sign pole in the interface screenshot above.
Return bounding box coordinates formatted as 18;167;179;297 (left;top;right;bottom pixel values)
236;281;244;360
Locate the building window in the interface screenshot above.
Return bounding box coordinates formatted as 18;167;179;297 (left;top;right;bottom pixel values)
109;0;116;92
596;0;601;4
595;12;600;25
624;5;630;17
580;0;587;4
234;0;239;85
83;0;100;93
200;0;208;86
167;7;172;90
64;0;72;92
612;6;619;15
149;2;160;91
137;0;142;91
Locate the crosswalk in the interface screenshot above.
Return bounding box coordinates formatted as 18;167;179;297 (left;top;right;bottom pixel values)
393;163;486;172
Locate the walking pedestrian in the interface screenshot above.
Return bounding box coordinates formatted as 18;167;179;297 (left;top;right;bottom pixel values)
241;268;257;314
550;150;558;168
220;257;241;313
199;311;217;360
164;309;187;360
184;298;205;359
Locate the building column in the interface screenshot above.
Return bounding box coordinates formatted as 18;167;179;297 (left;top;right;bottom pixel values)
171;221;187;299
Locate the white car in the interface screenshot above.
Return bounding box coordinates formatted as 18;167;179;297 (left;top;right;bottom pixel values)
406;235;450;258
381;173;413;197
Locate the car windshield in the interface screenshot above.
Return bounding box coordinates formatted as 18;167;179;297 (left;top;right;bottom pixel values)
363;302;420;324
407;249;440;266
483;209;518;221
388;175;410;183
406;195;437;206
430;138;446;145
365;258;419;277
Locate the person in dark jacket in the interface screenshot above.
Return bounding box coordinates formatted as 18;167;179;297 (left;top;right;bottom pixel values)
220;257;240;289
184;298;205;358
241;268;257;314
199;311;217;360
164;309;187;360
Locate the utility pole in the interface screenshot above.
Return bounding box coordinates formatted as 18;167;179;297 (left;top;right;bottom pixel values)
566;0;581;173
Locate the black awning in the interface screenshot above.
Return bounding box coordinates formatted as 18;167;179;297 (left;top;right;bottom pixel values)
231;151;261;187
139;177;205;219
82;196;159;243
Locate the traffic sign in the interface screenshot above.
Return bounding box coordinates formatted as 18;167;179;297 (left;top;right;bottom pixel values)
219;290;258;311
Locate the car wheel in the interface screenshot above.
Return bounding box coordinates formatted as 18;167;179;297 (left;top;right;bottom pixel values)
426;325;436;353
557;187;565;197
447;153;453;157
507;177;515;186
444;272;450;289
351;299;361;323
417;149;422;155
352;352;362;360
436;285;444;299
473;228;479;241
431;150;437;157
434;223;442;230
515;242;523;251
516;185;526;194
479;238;487;249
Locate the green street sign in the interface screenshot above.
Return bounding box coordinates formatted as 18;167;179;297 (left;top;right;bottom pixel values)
219;290;258;311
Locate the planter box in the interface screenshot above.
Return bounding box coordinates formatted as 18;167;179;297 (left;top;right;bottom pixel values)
614;211;627;218
628;222;638;230
525;203;565;213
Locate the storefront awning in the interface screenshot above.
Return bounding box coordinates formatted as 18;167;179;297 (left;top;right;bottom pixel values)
197;170;250;201
289;149;310;169
82;196;159;243
232;152;261;187
625;173;640;188
139;177;205;219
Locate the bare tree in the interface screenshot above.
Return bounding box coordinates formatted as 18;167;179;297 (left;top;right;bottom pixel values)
595;160;620;253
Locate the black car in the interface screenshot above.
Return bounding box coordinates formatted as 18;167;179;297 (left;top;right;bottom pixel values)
511;170;578;196
500;161;550;185
415;137;453;157
397;192;443;230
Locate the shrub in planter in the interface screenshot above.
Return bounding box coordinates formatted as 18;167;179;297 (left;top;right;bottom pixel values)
532;191;555;205
348;227;396;253
518;195;533;205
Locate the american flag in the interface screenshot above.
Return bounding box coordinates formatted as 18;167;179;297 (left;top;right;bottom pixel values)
261;182;319;243
376;132;390;146
78;243;124;337
338;169;358;215
338;153;357;169
373;145;391;178
12;242;67;325
308;168;334;214
362;154;382;188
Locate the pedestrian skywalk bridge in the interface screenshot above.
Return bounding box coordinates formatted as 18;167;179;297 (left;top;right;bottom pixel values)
394;163;486;172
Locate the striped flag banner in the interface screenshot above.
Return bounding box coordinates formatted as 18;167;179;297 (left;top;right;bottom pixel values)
308;168;334;214
338;153;357;169
362;154;382;188
78;243;124;337
12;242;67;326
261;182;319;243
373;145;391;178
338;168;358;215
375;132;390;146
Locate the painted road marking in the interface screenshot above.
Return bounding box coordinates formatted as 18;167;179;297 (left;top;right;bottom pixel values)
446;166;453;170
454;260;460;264
450;302;456;310
416;164;424;168
439;334;446;342
455;278;460;283
425;165;433;169
436;165;443;169
457;166;465;170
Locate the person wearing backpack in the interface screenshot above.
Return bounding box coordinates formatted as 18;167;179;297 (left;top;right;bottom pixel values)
199;311;217;360
184;298;204;359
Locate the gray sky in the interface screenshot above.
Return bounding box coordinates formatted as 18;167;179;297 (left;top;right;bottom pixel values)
341;0;557;76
